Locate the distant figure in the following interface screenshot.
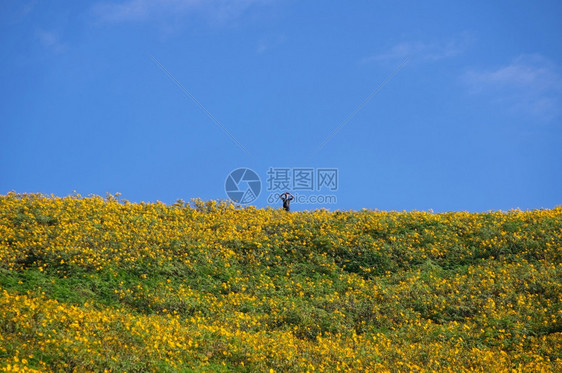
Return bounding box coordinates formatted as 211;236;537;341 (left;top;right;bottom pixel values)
280;192;294;212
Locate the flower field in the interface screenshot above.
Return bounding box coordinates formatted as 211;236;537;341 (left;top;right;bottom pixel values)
0;192;560;372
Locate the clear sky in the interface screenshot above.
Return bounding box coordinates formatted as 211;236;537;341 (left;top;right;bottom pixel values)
1;0;561;212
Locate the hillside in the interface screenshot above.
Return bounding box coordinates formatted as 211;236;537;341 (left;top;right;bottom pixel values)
0;193;561;372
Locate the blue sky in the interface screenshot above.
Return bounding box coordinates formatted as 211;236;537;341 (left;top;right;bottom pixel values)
1;0;561;212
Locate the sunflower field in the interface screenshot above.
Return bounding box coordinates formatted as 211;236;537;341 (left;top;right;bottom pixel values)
0;192;560;372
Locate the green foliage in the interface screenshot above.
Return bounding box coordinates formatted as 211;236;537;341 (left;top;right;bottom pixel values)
0;194;561;371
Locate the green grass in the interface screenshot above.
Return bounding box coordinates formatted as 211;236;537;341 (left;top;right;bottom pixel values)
0;195;561;371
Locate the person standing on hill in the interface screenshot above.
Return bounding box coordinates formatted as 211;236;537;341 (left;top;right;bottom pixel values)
280;192;294;212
